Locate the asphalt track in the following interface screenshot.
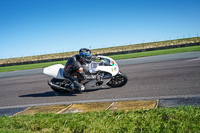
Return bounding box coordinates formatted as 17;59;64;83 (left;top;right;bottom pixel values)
0;52;200;112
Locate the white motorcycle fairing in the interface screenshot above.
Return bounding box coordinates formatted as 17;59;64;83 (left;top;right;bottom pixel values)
43;56;119;79
43;64;65;79
86;56;119;76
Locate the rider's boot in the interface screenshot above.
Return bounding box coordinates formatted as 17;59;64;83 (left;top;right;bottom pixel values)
73;81;85;92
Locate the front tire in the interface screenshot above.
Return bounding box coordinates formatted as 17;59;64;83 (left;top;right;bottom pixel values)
107;72;128;88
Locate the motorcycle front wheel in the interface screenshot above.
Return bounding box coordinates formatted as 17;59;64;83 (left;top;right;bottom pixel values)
107;72;128;88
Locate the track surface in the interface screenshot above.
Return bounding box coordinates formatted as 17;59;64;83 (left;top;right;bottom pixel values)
0;52;200;109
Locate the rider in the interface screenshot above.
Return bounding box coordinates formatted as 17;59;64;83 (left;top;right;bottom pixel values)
63;48;95;91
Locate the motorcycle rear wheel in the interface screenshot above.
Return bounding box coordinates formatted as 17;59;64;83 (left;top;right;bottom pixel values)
50;78;71;93
107;72;128;88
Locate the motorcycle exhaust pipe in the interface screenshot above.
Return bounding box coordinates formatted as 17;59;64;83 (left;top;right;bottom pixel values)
48;81;72;92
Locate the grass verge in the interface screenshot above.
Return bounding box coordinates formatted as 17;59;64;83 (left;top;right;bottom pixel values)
0;106;200;133
109;45;200;60
0;45;200;72
0;60;67;73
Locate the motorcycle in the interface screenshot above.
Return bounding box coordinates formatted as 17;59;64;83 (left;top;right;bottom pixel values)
43;55;128;93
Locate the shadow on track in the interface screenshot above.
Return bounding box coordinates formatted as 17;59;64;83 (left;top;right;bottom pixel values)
19;87;111;98
19;91;77;97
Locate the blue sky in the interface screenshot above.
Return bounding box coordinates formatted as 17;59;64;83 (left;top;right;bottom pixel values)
0;0;200;59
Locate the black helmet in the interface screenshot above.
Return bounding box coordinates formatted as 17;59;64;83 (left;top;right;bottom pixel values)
79;48;92;64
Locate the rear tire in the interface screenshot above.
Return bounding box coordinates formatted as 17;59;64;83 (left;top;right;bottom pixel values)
50;78;71;93
107;72;128;88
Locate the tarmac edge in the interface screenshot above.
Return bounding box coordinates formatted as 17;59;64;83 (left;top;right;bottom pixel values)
2;96;199;117
12;100;157;116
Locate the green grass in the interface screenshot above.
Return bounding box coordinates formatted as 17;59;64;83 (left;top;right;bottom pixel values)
0;45;200;72
0;60;67;72
109;45;200;60
0;106;200;133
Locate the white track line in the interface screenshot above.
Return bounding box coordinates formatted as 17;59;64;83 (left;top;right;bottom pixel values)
0;94;200;109
187;58;200;61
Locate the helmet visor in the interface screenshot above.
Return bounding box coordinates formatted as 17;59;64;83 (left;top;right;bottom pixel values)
85;53;91;59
